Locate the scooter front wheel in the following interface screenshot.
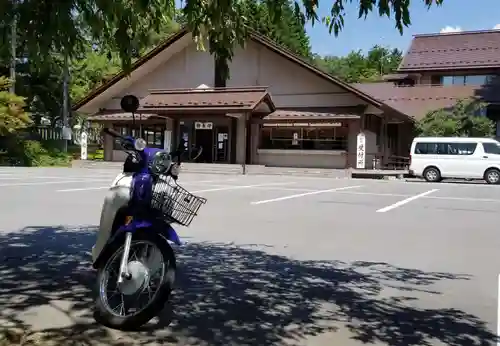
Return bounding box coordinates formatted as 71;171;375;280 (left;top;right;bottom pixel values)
94;232;176;330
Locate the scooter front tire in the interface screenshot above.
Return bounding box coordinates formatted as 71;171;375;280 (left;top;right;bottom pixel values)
93;232;176;330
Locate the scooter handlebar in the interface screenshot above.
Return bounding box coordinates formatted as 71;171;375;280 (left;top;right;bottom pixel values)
103;127;135;151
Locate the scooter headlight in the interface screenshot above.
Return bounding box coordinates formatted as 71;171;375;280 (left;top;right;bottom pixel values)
134;138;147;151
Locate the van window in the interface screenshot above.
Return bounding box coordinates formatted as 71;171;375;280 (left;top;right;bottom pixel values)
414;142;477;155
483;142;500;154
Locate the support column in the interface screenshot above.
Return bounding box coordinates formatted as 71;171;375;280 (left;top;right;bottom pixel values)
235;113;248;168
234;113;250;173
171;118;180;148
230;117;237;164
103;123;113;161
380;116;388;166
250;121;259;164
245;115;251;165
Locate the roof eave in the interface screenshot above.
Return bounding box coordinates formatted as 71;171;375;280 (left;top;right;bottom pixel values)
398;65;500;72
73;28;190;111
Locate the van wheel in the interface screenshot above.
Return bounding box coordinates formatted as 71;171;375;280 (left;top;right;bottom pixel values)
423;167;441;183
484;168;500;184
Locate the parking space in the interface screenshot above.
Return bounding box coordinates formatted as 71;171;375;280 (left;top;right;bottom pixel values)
0;167;499;345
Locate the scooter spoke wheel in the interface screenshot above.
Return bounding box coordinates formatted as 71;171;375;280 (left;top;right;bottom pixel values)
101;241;164;316
94;233;176;330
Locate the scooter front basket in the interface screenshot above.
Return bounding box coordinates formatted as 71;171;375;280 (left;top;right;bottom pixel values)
150;175;207;226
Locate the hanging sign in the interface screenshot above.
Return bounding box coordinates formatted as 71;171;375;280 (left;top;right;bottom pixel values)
195;122;213;130
62;126;72;140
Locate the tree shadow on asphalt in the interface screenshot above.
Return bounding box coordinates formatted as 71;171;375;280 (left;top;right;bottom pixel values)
0;226;496;346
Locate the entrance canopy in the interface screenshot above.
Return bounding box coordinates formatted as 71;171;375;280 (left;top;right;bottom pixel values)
136;86;275;117
255;106;364;125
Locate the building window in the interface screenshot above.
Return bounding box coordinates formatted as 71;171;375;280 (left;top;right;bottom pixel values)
260;126;348;151
113;126;129;150
143;126;165;149
430;75;441;85
112;125;165;150
440;75;494;86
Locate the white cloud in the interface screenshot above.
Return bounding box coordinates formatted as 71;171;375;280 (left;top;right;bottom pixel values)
493;24;500;30
440;26;462;33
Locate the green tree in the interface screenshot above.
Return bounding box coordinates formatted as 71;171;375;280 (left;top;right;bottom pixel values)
313;45;403;82
416;99;494;137
0;15;180;128
240;0;311;57
0;0;444;84
365;46;403;76
0;77;31;136
70;49;122;102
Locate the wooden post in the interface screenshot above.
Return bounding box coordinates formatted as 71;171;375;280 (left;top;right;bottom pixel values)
242;113;249;175
381;116;388;167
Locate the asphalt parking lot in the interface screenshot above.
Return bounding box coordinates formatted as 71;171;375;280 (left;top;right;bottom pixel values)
0;167;499;346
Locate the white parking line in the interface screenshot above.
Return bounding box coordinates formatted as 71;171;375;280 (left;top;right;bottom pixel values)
193;182;295;193
0;179;112;187
376;189;439;213
0;176;113;180
332;190;500;203
56;179;241;192
250;185;362;205
58;186;110;192
252;186;319;192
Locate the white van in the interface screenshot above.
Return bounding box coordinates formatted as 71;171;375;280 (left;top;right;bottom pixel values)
409;137;500;184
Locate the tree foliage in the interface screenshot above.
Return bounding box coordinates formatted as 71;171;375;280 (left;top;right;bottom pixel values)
0;0;429;130
314;45;403;82
0;0;444;83
0;77;31;136
240;0;311;58
416;99;494;137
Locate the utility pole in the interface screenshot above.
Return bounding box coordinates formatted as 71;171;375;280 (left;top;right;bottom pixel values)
9;6;17;93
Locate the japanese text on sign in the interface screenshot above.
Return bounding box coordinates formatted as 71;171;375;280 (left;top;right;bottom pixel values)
356;132;366;169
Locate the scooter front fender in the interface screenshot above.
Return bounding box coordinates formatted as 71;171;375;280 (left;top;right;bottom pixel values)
116;220;181;246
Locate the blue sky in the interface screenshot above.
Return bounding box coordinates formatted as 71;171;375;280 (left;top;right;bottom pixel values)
306;0;500;56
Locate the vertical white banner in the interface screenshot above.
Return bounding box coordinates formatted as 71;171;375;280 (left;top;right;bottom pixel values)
164;130;172;153
80;132;88;160
356;132;366;169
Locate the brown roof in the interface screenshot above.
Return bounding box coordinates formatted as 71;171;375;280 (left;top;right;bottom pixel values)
73;29;385;112
87;113;157;121
264;108;361;121
353;83;500;120
399;30;500;71
140;86;274;114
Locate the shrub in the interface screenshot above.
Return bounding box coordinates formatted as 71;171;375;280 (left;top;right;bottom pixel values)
416;98;494;137
1;139;72;167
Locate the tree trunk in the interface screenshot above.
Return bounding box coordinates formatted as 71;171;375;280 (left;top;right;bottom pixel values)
214;56;226;88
